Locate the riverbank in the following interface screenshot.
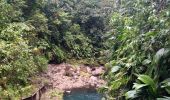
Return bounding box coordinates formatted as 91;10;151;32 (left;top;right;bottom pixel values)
38;63;106;99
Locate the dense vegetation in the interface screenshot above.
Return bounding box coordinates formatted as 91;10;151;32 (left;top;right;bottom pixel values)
0;0;170;99
0;0;113;99
102;0;170;99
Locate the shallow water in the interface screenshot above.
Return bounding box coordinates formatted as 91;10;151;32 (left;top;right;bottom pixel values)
63;89;103;100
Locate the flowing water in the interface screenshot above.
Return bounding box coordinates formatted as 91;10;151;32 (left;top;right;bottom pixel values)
63;89;103;100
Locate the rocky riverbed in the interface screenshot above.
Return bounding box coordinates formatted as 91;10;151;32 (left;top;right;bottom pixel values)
40;63;106;100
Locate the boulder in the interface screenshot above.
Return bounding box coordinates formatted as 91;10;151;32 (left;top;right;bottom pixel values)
92;67;104;76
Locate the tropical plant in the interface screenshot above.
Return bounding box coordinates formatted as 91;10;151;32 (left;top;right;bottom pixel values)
103;0;170;99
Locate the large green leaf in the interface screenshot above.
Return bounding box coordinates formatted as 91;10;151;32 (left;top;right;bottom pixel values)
157;96;170;100
111;66;121;73
161;78;170;94
125;90;139;99
133;83;148;90
154;48;170;64
142;59;151;65
137;75;157;95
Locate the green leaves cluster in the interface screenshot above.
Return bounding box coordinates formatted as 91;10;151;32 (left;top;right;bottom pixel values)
103;0;170;99
0;0;49;98
0;22;48;98
0;0;114;98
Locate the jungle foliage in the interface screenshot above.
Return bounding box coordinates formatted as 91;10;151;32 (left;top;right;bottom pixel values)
102;0;170;99
0;0;113;99
1;0;170;99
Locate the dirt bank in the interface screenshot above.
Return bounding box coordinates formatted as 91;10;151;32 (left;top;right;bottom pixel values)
40;63;106;99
